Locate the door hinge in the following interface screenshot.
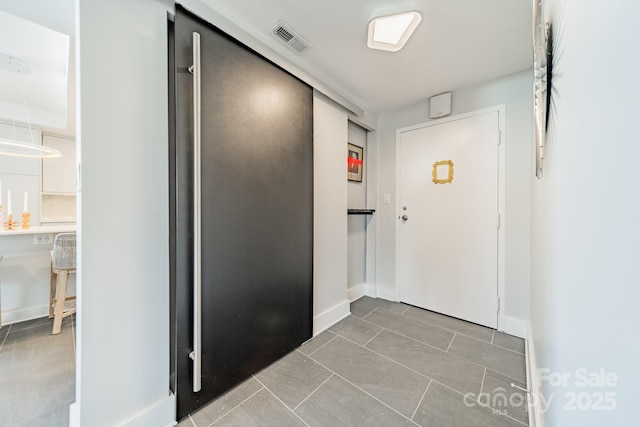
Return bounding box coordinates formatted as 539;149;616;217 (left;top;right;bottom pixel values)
497;297;501;312
498;129;502;145
497;213;501;229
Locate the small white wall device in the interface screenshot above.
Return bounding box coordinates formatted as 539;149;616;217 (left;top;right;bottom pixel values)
429;92;452;118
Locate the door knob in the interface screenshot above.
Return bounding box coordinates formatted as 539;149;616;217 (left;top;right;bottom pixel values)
401;215;408;221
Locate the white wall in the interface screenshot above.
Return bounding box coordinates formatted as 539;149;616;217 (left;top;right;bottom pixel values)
313;94;349;334
374;70;533;328
77;0;174;426
347;122;367;301
530;0;639;425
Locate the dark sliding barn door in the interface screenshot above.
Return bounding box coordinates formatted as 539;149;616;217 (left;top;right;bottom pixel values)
170;5;313;420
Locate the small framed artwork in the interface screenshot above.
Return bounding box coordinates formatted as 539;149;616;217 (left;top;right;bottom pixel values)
432;160;454;184
347;143;364;182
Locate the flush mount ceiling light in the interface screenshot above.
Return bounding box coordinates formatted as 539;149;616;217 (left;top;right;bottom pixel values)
367;11;422;52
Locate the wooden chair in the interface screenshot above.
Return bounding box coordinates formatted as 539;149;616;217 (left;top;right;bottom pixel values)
50;233;76;334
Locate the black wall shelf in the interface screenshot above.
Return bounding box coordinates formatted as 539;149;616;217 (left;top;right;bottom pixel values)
347;209;375;215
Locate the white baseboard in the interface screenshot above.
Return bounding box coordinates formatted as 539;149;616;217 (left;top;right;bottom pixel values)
69;402;79;427
526;322;544;427
375;286;397;302
118;393;176;427
502;315;527;338
364;283;376;297
347;284;365;302
68;395;176;427
1;304;49;326
362;285;397;302
313;299;350;336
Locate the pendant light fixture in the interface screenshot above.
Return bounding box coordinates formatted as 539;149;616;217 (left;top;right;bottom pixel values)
0;52;61;158
0;138;61;157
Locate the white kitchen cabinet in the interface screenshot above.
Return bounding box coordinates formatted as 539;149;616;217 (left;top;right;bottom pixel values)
42;135;76;194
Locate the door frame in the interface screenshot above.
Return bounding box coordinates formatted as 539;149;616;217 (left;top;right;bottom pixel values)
394;105;506;331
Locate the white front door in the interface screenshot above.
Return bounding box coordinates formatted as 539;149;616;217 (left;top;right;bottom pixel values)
397;111;499;328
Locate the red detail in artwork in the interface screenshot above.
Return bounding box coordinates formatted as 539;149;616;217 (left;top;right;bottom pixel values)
347;157;363;166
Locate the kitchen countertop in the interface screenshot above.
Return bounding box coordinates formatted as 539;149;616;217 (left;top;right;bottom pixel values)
0;224;76;236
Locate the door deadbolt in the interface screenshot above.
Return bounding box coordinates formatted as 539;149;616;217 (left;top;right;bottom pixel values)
401;215;408;221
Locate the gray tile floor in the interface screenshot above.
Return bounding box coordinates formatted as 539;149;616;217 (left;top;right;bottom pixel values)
180;297;528;427
0;315;75;427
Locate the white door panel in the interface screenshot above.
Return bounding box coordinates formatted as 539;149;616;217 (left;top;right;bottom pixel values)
398;111;498;328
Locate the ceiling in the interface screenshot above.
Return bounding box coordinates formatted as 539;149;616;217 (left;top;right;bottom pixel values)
0;0;75;135
0;0;532;134
202;0;533;116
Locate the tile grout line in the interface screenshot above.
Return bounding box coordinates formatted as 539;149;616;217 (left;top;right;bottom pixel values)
362;307;377;318
445;332;456;352
491;329;496;344
297;332;338;358
329;330;528;412
292;373;334;412
365;307;496;348
306;354;421;426
0;324;12;352
411;379;431;421
455;329;528;371
482;332;527;356
331;333;427;373
186;414;197;427
205;383;265;427
362;328;383;347
10;318;51;333
355;321;493;377
492;341;526;355
423;374;529;427
360;306;379;321
383;304;495;342
358;317;524;385
400;304;411;315
253;376;311;427
490;344;526;356
319;334;443;401
358;316;453;354
483;367;527;387
479;365;529;426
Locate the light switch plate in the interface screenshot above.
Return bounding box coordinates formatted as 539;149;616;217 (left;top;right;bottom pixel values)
383;193;391;204
34;233;53;245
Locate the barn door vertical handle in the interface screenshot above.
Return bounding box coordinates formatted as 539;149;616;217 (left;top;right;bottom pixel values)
188;31;202;393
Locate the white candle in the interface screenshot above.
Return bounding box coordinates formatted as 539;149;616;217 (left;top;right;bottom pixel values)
23;191;28;213
7;190;11;216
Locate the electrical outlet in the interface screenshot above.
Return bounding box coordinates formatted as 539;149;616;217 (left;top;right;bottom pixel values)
33;233;54;245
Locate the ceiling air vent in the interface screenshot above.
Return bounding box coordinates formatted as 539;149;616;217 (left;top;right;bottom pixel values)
270;21;311;54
